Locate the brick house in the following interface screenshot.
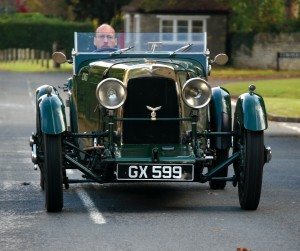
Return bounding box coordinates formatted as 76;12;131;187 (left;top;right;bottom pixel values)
122;0;229;57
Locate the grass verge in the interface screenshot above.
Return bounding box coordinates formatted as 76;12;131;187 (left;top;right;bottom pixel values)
0;60;72;72
222;78;300;118
211;67;300;79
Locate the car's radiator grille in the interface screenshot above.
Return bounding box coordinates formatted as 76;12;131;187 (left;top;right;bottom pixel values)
123;77;180;144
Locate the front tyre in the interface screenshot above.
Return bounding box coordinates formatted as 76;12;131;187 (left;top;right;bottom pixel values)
44;134;63;212
237;130;264;210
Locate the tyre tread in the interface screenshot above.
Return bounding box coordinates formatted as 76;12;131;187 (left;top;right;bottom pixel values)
44;134;63;212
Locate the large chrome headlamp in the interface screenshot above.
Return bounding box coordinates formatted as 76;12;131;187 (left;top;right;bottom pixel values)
96;78;127;110
182;78;212;109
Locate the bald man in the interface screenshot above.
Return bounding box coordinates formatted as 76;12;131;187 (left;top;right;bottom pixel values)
94;24;117;51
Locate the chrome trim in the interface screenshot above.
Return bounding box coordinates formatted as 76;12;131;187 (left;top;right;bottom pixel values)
146;105;162;120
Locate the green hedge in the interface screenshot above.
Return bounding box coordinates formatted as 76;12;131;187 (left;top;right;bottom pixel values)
0;13;94;56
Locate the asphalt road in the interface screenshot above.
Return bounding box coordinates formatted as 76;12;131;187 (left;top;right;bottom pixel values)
0;72;299;251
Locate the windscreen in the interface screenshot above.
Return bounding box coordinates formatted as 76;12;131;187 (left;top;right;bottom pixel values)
74;32;207;53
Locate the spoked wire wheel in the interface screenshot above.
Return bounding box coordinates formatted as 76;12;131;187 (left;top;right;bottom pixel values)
234;127;264;210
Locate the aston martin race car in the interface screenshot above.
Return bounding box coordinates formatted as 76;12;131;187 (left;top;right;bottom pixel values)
30;32;271;212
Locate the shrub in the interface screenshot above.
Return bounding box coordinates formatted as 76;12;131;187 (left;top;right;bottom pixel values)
0;13;93;56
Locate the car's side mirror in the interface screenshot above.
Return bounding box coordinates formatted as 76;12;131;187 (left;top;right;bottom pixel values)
212;53;228;65
52;52;67;64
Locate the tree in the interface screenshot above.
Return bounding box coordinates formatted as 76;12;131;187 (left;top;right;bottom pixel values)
25;0;73;19
25;0;73;20
65;0;131;27
285;0;299;19
222;0;299;32
223;0;288;32
0;0;28;13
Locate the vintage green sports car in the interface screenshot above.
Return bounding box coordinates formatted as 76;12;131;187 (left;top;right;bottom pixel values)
30;32;271;212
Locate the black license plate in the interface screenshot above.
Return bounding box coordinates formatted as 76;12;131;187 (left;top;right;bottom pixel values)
117;164;194;181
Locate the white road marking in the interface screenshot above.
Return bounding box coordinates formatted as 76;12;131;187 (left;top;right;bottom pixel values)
280;123;300;134
2;180;14;189
27;80;35;109
0;103;29;109
76;189;106;224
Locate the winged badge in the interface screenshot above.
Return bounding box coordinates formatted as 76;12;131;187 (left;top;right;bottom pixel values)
146;106;162;120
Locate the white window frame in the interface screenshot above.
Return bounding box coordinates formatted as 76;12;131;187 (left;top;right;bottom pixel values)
134;14;141;50
124;14;131;34
157;15;209;44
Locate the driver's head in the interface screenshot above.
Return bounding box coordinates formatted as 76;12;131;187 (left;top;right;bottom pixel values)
94;24;117;49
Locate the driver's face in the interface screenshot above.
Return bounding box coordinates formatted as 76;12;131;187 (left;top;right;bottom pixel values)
94;26;117;49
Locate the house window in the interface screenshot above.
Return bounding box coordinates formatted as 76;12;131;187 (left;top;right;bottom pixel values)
162;20;173;32
162;20;173;41
158;15;208;43
177;20;188;41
